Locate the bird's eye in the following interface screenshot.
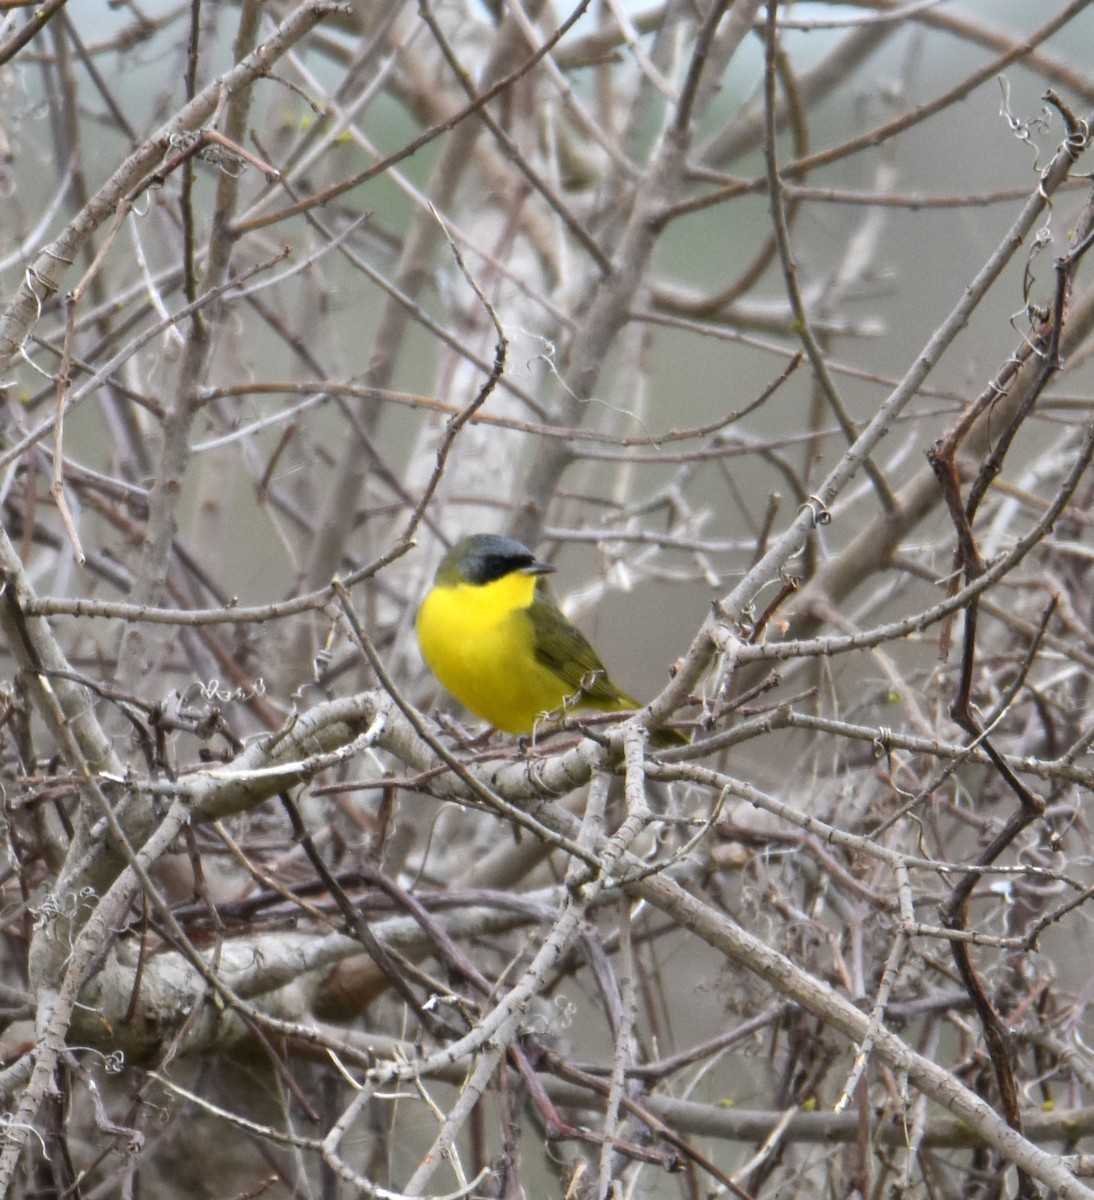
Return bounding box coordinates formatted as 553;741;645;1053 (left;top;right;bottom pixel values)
473;555;506;583
486;554;528;582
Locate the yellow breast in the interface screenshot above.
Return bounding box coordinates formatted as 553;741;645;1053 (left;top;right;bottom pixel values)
415;573;575;734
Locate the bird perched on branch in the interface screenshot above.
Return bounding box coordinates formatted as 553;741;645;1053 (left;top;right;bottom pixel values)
415;533;688;746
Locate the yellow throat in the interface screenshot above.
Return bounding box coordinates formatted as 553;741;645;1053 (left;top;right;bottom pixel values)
416;566;568;734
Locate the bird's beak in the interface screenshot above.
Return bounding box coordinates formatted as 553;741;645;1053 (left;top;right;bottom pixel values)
521;559;557;577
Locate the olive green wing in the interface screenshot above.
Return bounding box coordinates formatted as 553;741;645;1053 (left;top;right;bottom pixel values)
526;588;690;746
525;593;636;709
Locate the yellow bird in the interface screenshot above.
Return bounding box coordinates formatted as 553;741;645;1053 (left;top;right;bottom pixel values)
415;533;687;745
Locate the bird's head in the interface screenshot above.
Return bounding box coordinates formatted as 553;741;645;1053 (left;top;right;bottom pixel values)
435;534;557;587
